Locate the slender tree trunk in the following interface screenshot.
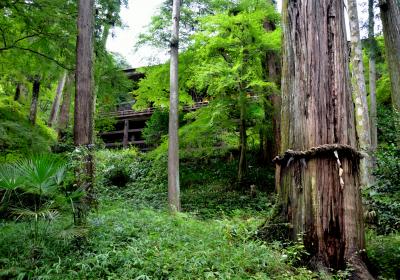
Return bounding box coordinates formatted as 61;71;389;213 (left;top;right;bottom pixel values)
29;77;40;125
58;74;73;136
379;0;400;143
277;0;371;277
14;83;21;101
347;0;373;187
74;0;95;225
369;0;378;153
264;19;281;161
168;0;181;212
48;71;67;128
238;96;247;184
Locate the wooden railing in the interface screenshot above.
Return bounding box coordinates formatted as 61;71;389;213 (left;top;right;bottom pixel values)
98;101;209;151
98;101;209;119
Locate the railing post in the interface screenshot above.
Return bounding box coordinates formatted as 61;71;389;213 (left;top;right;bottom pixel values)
123;119;129;148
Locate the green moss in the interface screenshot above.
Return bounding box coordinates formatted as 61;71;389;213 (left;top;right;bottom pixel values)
0;98;56;161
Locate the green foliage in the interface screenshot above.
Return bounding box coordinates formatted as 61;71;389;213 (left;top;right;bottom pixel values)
376;73;392;105
0;98;56;161
97;147;275;218
137;0;233;49
366;231;400;279
132;61;194;110
0;154;67;245
96;148;139;188
142;109;170;146
0;200;318;279
363;144;400;234
95;52;134;115
377;106;400;145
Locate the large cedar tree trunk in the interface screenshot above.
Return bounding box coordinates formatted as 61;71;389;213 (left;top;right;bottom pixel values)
48;71;67;127
347;0;373;186
277;0;371;276
379;0;400;142
29;77;40;125
74;0;95;225
168;0;181;212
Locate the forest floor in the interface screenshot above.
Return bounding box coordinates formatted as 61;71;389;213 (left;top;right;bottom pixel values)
0;149;399;279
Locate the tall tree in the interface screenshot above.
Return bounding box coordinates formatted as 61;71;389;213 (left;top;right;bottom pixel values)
379;0;400;142
263;13;281;164
186;1;280;182
48;71;67;128
369;0;378;152
347;0;373;186
29;76;40;125
276;0;371;276
58;74;73;136
74;0;95;224
168;0;181;212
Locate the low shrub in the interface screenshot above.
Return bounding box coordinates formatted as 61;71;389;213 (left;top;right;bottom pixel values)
366;231;400;279
0;98;56;161
363;144;400;234
96;148;139;188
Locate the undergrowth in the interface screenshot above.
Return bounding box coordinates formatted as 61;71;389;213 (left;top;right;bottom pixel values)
0;98;56;162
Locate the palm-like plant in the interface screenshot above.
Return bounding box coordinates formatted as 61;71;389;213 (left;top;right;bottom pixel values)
0;154;66;244
16;154;66;196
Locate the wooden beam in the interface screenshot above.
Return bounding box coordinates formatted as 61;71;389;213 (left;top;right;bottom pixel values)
123;119;129;148
99;128;142;136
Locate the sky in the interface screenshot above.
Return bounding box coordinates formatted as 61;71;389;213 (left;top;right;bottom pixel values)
106;0;375;68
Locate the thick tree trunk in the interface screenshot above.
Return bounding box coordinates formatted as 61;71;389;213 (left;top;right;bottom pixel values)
168;0;181;212
48;71;67;128
278;0;371;276
379;0;400;143
347;0;373;187
74;0;95;225
29;77;40;125
238;97;247;184
58;74;73;136
14;83;21;101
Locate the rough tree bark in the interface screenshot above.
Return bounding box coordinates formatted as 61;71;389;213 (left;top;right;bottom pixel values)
347;0;373;186
369;0;378;153
263;17;281;164
277;0;372;277
48;71;67;128
168;0;181;212
29;76;40;125
379;0;400;142
74;0;95;225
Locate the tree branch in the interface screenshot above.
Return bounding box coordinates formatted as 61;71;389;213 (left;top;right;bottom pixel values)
0;45;74;70
16;47;74;70
0;26;8;48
